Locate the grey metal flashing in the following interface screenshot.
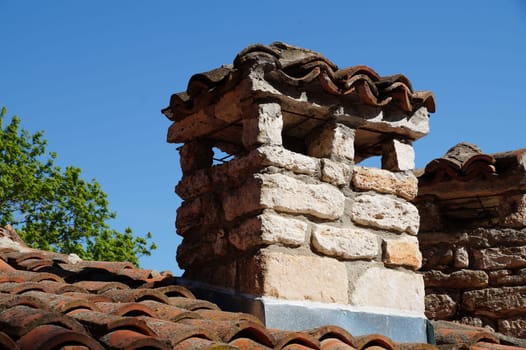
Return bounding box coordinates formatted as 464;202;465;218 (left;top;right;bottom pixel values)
176;277;430;343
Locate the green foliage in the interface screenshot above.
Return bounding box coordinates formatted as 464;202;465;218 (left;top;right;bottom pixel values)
0;106;156;266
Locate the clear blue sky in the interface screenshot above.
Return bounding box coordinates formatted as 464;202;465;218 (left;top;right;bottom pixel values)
1;1;525;274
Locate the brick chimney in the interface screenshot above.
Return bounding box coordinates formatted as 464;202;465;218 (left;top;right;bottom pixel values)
163;42;436;342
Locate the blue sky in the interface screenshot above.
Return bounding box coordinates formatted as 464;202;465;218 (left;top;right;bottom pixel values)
1;1;525;274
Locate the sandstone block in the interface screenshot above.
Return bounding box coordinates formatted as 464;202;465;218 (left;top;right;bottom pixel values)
488;269;526;286
223;173;345;221
311;224;378;260
421;246;454;270
425;294;457;319
257;145;320;176
463;286;526;318
307;123;355;162
351;194;420;235
321;159;352;186
175;170;212;200
229;212;307;251
382;139;415;171
179;141;213;174
499;194;526;228
453;247;469;268
382;234;422;270
473;246;526;270
242;103;283;148
423;270;488;289
346;262;425;314
240;250;348;303
352;166;418;200
498;317;526;338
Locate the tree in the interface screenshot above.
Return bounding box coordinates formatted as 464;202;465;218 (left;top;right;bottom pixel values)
0;106;156;265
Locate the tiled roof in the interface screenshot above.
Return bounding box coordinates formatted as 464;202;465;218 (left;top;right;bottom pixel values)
1;226;524;350
162;41;435;120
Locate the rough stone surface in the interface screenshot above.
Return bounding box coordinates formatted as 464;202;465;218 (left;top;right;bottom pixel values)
258;145;320;176
489;269;526;286
346;262;425;314
352;166;418;200
242;103;283;148
463;286;526;317
382;235;422;270
311;224;378;260
229;212;307;251
321;159;351;186
425;294;457;319
498;317;526;338
263;174;345;219
473;246;526;270
179;141;213;174
351;194;420;235
307;123;355;162
500;194;526;228
424;270;488;289
453;247;469;268
241;250;348;303
382;139;415;171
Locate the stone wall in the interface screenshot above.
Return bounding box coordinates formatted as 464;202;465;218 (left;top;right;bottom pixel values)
416;144;526;339
176;142;425;314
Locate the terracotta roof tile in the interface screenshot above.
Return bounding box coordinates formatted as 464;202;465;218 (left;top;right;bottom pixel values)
1;227;525;349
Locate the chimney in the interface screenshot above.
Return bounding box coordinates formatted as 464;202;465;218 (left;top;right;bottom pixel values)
163;42;436;342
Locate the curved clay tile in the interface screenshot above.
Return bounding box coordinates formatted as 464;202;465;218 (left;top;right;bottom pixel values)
229;337;274;349
23;291;99;315
168;296;220;311
308;326;356;348
433;322;498;345
383;82;413;112
138;300;199;322
180;319;275;346
0;331;17;350
61;291;112;304
0;282;49;294
269;330;320;350
72;281;130;294
150;284;196;299
0;305;87;338
195;309;263;326
412;91;436;113
69;309;156;338
354;334;397;350
0;270;63;283
95;301;158;318
175;336;239;350
320;337;357;350
17;324;104;350
138;316;218;346
0;294;48;311
101;288;170;304
99;329;170;350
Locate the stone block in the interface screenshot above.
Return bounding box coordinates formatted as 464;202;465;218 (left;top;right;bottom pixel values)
320;159;351;186
463;286;526;318
257;145;320;176
488;268;526;286
453;247;469;268
352;166;418;200
242;103;283;148
498;317;526;338
240;250;348;303
423;270;488;289
175;170;212;200
223;173;345;221
425;294;457;319
382;139;415;171
311;224;378;260
473;246;526;270
351;194;420;235
346;262;425;314
500;194;526;228
229;212;307;251
421;246;454;270
382;234;422;270
179;141;213;174
176;194;221;236
307;123;355;162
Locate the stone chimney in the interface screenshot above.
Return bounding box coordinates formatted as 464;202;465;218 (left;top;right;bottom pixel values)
415;144;526;339
163;42;436;342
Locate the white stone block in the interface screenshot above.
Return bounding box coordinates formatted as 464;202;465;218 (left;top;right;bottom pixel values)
321;159;352;186
382;139;415;171
311;224;378;260
351;194;420;235
242;103;283;148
